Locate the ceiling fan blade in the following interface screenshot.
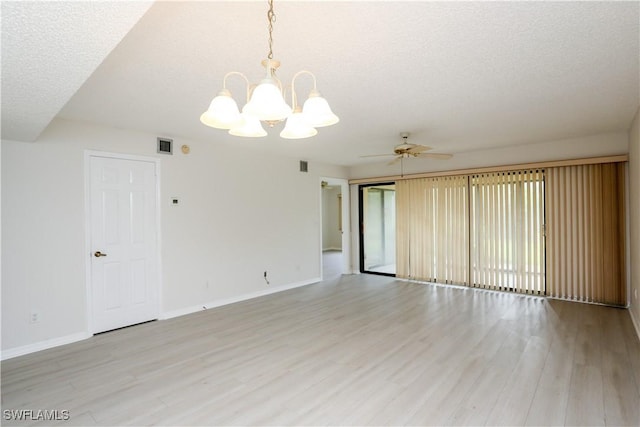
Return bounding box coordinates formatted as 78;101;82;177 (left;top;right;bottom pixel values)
406;145;432;154
387;156;402;166
417;152;453;160
360;153;396;158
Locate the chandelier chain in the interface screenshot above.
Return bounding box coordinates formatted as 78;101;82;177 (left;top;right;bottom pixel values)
267;0;276;60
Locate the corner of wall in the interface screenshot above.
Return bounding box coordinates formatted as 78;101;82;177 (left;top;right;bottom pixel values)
628;105;640;341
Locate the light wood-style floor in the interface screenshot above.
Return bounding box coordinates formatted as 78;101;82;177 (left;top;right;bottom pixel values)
2;273;640;426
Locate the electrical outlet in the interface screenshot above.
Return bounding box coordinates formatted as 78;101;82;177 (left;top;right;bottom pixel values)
30;311;40;323
635;288;638;300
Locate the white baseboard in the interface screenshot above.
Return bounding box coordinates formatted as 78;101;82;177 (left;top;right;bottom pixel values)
630;308;640;342
1;279;322;360
161;277;321;320
1;331;92;361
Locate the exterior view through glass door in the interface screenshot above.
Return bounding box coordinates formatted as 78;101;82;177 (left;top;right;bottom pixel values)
360;183;396;276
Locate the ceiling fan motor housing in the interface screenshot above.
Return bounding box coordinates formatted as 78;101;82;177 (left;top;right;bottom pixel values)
394;132;414;154
394;144;415;154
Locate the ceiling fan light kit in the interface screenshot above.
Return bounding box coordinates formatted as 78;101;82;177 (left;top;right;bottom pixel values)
200;0;338;139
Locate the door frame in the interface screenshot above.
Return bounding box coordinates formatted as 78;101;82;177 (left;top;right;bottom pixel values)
83;150;162;334
359;182;397;277
319;177;351;278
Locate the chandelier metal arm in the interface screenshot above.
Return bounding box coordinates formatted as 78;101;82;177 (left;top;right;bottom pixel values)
222;71;251;102
292;70;318;90
290;70;318;108
283;85;299;111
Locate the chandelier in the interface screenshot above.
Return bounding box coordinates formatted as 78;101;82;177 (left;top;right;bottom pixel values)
200;0;339;139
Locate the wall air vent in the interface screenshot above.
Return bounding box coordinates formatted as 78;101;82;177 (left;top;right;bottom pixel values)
299;160;308;173
157;137;173;155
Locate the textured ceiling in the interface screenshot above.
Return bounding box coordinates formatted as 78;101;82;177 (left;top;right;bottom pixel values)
3;1;639;167
1;0;153;142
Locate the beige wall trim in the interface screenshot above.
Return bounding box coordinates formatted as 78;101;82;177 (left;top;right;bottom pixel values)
349;155;629;185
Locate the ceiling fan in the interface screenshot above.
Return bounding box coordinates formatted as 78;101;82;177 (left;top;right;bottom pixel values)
360;132;453;166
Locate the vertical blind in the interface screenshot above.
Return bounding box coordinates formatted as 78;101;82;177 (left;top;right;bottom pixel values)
546;163;626;305
470;170;545;294
394;161;626;305
396;176;469;285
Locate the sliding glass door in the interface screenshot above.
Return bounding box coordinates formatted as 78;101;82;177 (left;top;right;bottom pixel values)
360;183;396;276
396;176;469;285
395;170;545;295
469;170;545;294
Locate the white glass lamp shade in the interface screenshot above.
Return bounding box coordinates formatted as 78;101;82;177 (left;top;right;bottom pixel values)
243;79;292;121
302;89;339;127
229;113;267;137
200;89;241;129
280;107;317;139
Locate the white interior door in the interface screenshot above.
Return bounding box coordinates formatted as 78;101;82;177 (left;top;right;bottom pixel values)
89;155;159;333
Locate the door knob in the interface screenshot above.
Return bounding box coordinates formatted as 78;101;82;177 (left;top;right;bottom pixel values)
94;251;107;258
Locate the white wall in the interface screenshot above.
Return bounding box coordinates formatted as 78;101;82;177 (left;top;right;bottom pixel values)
349;132;629;180
322;186;342;251
1;118;347;355
629;106;640;337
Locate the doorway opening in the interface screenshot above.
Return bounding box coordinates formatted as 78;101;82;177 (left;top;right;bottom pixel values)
359;183;396;276
320;178;350;280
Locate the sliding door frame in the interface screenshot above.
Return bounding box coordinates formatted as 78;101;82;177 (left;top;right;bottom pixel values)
469;170;546;295
359;182;396;277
